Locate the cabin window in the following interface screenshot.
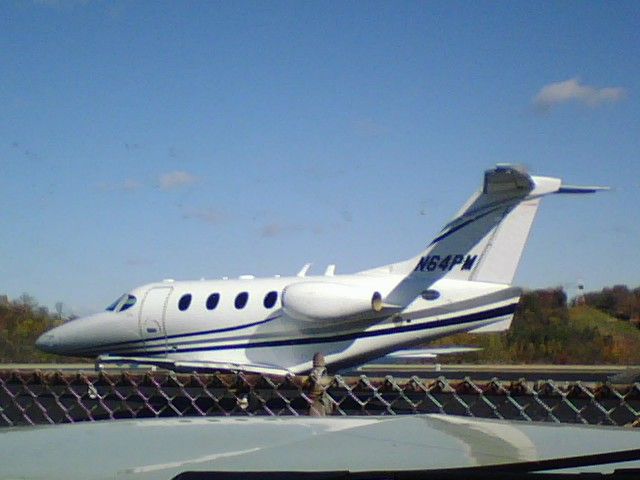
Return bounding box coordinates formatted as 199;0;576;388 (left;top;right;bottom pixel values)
234;292;249;309
263;291;278;309
178;294;192;311
206;293;220;310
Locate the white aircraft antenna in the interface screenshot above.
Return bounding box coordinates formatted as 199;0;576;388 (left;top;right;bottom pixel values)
324;264;336;276
297;263;312;277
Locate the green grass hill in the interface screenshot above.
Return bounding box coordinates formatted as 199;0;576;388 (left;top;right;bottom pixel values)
431;290;640;364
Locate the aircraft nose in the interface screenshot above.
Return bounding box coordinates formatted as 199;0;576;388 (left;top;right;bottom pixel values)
36;331;58;353
35;314;109;356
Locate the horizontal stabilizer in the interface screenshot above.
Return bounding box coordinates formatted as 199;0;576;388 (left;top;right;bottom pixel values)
468;316;513;333
557;185;610;194
384;347;482;360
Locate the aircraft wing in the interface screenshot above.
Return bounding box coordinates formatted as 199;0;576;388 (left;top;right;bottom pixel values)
384;347;481;360
95;355;293;376
3;415;640;478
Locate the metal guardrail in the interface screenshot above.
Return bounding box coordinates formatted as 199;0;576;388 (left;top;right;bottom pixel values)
1;368;640;427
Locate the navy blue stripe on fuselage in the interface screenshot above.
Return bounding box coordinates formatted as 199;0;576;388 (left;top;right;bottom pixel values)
64;314;282;354
429;206;504;246
112;303;517;357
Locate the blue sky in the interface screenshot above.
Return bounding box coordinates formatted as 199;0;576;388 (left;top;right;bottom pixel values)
1;1;638;315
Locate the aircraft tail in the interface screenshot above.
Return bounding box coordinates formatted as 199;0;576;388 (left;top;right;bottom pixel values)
372;165;605;306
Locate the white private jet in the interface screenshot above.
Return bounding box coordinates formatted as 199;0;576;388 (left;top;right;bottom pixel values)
36;165;605;375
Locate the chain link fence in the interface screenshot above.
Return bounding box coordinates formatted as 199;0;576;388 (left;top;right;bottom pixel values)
1;369;639;427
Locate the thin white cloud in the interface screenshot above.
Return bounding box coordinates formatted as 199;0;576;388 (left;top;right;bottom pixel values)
98;178;142;192
159;171;197;190
260;220;346;238
260;223;306;238
121;179;142;191
533;78;626;111
182;207;226;225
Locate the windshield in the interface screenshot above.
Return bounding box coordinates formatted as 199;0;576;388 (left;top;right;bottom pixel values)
105;295;125;311
105;294;137;312
120;295;137;311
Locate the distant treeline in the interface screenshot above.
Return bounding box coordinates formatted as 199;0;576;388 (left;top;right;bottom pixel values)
1;286;640;364
579;285;640;323
432;286;640;364
0;294;79;363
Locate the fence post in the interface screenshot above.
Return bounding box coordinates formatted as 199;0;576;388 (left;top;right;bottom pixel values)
308;353;330;416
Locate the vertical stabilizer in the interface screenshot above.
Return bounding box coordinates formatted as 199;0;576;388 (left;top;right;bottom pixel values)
466;197;541;284
369;165;601;306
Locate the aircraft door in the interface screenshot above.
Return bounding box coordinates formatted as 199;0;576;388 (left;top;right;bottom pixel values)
139;286;172;355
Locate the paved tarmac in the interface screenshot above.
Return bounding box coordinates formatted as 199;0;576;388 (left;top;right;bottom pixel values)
347;363;640;383
2;362;638;383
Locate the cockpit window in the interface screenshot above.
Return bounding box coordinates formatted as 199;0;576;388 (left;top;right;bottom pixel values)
119;295;137;312
107;297;122;312
105;294;137;312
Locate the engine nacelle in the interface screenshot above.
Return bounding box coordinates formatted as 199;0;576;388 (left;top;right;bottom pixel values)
282;282;384;322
